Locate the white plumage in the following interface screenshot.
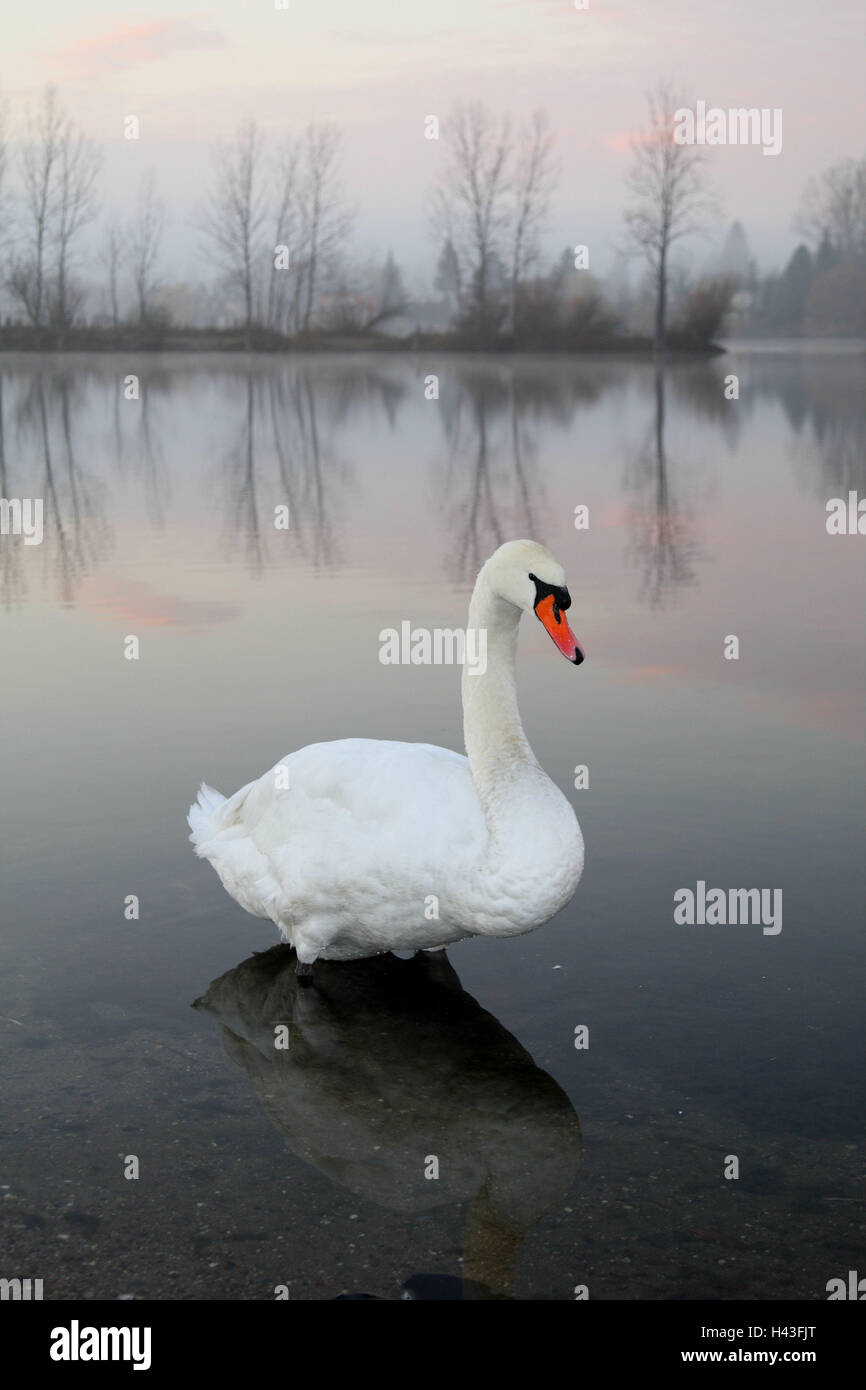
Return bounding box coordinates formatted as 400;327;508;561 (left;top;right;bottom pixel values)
189;540;585;968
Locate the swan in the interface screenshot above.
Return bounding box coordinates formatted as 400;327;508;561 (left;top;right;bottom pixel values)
188;539;585;980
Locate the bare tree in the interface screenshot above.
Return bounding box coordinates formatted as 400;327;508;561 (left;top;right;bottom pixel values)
103;222;124;328
297;123;353;334
795;154;866;263
130;171;164;326
53;120;101;344
623;81;716;351
508;110;556;335
9;86;64;327
266;138;300;333
202;119;267;347
434;104;511;333
0;91;9;254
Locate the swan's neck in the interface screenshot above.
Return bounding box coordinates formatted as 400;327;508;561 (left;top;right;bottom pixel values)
461;575;544;813
460;572;582;927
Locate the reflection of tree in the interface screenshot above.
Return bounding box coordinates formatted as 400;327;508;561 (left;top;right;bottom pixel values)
797;410;865;497
624;367;698;608
221;374;264;573
509;377;539;539
4;357;417;603
783;356;866;498
668;361;742;453
0;375;26;609
279;364;412;566
10;351;857;616
9;372;113;605
443;373;507;579
703;351;865;497
46;376;113;601
436;368;584;581
434;362;626;581
278;370;346;569
642;351;866;505
218;365;367;574
135;384;167;531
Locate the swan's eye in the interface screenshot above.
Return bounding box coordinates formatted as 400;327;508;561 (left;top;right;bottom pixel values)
529;572;571;618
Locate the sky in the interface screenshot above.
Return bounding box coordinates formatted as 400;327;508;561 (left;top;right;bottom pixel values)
2;0;865;288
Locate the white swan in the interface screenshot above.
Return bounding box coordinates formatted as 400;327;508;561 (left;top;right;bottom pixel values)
188;540;585;978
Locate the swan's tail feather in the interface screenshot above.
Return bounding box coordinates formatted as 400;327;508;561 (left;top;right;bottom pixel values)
187;782;227;855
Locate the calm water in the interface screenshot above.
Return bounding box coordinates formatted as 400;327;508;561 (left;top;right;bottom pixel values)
0;347;863;1300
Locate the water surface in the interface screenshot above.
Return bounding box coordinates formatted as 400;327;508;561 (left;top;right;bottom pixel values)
1;347;863;1299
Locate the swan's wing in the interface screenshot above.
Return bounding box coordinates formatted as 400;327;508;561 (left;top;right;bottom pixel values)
199;739;487;928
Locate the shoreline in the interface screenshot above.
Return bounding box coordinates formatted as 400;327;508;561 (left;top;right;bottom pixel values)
0;328;727;357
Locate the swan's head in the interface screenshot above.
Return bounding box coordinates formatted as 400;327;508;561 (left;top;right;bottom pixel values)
483;540;584;665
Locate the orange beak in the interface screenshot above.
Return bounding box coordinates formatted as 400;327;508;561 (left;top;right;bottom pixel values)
535;593;584;664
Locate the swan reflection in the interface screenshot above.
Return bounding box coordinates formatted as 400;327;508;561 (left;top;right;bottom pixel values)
194;945;582;1298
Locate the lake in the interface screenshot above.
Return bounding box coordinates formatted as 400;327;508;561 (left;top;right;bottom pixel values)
0;345;863;1300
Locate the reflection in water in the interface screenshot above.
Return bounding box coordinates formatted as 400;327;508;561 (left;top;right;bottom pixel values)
222;375;263;574
2;347;862;1301
623;368;700;608
136;382;167;532
219;369;366;574
195;946;582;1298
778;356;866;498
436;371;524;580
433;364;620;581
0;352;862;609
0;375;23;609
8;373;113;606
266;369;352;571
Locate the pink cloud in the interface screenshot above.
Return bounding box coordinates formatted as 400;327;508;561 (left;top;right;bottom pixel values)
601;128;653;155
46;18;228;79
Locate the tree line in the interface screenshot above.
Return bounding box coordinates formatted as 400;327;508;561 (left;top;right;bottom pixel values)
0;83;862;349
